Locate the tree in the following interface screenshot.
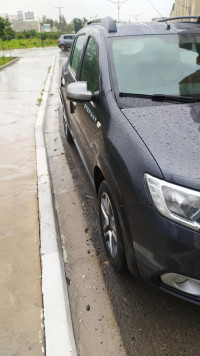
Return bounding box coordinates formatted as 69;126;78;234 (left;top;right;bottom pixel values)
60;15;67;32
82;17;88;26
0;16;15;40
72;17;84;33
41;15;54;28
55;16;74;33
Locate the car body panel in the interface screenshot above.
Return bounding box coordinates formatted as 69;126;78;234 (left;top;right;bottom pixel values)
122;103;200;191
129;204;200;303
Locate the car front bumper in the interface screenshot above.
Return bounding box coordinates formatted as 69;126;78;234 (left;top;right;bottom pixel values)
127;205;200;304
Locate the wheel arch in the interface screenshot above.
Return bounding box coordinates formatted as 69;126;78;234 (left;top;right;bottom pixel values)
95;154;124;205
94;155;139;277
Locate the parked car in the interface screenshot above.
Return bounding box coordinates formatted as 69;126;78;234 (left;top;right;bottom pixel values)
60;16;200;304
58;34;75;51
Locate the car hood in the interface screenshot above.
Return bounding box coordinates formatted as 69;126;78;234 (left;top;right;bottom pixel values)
122;103;200;190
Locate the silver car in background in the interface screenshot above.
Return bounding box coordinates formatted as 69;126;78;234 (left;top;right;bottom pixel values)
58;34;75;51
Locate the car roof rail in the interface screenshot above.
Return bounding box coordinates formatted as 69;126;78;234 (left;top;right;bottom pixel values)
157;16;200;24
85;17;117;33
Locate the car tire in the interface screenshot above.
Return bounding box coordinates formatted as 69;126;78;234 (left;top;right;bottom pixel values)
63;110;73;144
60;44;65;51
98;180;125;271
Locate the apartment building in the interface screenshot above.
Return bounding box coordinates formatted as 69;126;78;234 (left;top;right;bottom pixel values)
170;0;200;17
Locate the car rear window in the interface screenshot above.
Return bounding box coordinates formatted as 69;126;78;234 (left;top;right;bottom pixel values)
71;35;86;76
81;37;100;92
64;35;74;39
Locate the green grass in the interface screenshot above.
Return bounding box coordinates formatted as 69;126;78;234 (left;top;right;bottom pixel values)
37;97;42;106
0;56;15;66
2;38;57;50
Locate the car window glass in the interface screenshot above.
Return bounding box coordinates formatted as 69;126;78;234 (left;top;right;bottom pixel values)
71;35;86;76
112;34;200;97
81;37;100;92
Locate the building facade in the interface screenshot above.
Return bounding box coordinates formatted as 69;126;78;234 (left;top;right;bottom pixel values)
17;11;23;20
24;11;34;20
0;11;41;32
11;20;39;32
170;0;200;17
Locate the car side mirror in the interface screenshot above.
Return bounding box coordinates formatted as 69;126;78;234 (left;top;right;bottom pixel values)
67;81;99;102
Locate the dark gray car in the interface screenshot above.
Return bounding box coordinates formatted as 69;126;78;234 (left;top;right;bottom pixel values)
58;34;75;51
60;16;200;304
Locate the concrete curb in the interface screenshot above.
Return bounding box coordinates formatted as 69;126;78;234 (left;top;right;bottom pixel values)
35;57;77;356
0;57;20;70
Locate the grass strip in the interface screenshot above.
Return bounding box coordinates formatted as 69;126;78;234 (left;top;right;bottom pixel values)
0;56;15;66
2;38;57;50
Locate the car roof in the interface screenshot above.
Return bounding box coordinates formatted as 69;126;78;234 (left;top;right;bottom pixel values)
79;17;200;38
112;22;200;36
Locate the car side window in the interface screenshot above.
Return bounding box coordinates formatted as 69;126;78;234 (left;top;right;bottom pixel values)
71;35;86;76
80;37;100;93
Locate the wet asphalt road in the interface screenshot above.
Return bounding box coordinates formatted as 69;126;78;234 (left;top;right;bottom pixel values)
59;51;200;356
0;46;59;355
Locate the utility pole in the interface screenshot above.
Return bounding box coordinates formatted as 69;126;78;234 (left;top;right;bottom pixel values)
54;6;65;31
107;0;128;22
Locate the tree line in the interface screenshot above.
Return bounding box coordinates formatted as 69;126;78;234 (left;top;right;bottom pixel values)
0;15;88;41
41;15;88;33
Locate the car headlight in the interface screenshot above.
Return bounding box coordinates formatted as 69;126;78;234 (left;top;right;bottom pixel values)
145;174;200;231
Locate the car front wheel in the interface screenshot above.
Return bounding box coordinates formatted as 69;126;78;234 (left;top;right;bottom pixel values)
98;181;125;271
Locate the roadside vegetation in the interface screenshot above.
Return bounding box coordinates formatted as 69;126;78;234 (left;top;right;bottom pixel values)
0;15;88;66
0;56;14;66
0;16;87;51
2;37;58;50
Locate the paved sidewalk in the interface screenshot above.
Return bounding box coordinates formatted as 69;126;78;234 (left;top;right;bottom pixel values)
0;48;57;355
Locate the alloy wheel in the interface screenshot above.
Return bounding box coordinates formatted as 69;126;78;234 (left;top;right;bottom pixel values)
100;192;118;257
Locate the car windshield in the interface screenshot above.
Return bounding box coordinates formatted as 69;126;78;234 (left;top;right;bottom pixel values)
111;33;200;97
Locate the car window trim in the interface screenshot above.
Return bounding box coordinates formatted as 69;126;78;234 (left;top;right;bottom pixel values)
68;65;77;82
105;37;120;103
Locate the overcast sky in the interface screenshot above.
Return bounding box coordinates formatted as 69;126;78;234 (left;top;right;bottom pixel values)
0;0;175;23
